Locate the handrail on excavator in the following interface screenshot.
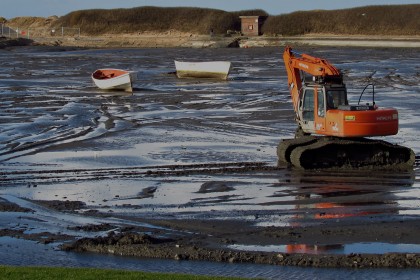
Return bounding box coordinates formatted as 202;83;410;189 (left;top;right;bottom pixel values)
358;83;375;106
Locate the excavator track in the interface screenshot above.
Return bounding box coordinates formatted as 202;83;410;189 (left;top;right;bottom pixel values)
277;136;318;164
278;136;415;170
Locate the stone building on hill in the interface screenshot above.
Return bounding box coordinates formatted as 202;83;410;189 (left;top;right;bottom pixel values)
239;16;266;36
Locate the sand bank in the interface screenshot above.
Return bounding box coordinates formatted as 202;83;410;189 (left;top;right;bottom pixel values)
2;34;420;49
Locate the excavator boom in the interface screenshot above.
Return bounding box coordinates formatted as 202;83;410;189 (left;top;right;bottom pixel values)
283;47;342;114
284;46;341;79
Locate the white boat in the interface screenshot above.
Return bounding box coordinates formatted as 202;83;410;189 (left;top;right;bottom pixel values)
174;60;231;80
92;69;137;92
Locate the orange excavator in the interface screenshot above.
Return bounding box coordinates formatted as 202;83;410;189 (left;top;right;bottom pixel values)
278;46;414;169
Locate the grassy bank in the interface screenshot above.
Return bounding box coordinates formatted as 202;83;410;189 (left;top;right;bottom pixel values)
3;5;419;37
46;4;420;36
262;5;420;36
55;7;267;35
0;266;247;280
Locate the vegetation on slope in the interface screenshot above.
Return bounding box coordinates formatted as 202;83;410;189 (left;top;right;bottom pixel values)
54;6;268;35
3;5;419;36
262;5;420;36
4;16;57;28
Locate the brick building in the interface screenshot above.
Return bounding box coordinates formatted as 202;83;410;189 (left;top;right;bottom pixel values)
239;16;265;36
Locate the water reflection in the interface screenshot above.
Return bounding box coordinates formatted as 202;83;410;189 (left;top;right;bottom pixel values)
285;244;344;254
295;169;414;221
251;169;418;254
95;91;134;97
2;237;419;280
229;243;420;255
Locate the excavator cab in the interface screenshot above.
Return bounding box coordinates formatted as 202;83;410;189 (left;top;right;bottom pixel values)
299;82;349;135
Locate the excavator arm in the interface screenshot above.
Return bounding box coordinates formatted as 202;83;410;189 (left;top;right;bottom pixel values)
283;46;342;114
283;46;341;78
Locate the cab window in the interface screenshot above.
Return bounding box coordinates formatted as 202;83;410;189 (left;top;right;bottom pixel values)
326;90;348;109
302;89;314;121
317;89;325;117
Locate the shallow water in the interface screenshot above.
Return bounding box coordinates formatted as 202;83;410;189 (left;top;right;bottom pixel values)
0;46;419;278
1;237;419;280
230;242;420;255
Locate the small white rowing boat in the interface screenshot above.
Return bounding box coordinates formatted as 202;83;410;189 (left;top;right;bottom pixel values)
174;60;231;80
92;69;137;92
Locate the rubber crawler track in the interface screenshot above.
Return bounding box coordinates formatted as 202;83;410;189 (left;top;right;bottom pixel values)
278;136;416;170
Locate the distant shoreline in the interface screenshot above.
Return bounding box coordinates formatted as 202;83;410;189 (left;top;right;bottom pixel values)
2;34;420;49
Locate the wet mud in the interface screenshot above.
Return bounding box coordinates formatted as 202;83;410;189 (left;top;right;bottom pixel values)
61;231;420;268
0;198;31;212
0;46;419;270
0;37;34;49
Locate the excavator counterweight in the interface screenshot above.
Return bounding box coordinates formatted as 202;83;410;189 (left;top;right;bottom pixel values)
278;46;415;169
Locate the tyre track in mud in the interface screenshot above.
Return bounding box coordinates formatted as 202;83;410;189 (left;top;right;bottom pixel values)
0;96;137;162
0;161;281;186
0;126;94;161
1;156;418;186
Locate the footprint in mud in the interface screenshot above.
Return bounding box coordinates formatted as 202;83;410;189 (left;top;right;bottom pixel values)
67;223;114;232
197;181;235;193
104;118;115;129
137;186;158;199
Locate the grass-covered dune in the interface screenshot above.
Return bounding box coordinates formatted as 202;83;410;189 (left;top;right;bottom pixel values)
262;5;420;36
4;4;420;37
53;5;420;36
54;6;267;35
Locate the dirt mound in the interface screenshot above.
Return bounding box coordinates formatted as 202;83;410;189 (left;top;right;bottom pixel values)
7;16;58;28
61;230;420;268
0;37;33;49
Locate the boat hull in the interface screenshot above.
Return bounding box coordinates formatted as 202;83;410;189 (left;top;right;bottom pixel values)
92;69;137;92
175;61;231;80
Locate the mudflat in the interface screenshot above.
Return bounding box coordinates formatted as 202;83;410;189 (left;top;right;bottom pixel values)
0;45;419;269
